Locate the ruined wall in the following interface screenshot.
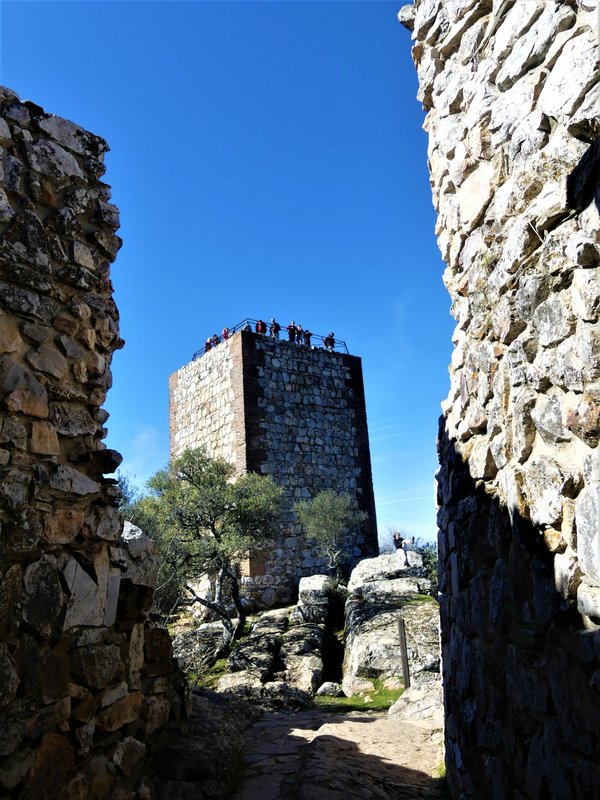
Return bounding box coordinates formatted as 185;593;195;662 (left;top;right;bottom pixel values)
170;331;378;605
403;1;600;797
0;87;185;799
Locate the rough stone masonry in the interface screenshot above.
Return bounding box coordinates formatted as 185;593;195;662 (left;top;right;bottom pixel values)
0;87;186;799
402;1;600;797
170;331;379;606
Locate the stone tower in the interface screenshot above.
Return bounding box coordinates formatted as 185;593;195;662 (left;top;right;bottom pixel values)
169;329;378;604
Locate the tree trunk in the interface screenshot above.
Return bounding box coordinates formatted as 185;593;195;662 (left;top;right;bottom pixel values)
214;565;226;606
184;583;234;647
226;569;247;640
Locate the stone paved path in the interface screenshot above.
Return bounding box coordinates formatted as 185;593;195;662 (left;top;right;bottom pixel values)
228;710;446;800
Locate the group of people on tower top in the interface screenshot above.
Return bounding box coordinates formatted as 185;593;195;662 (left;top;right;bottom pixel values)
204;327;230;353
203;319;336;355
253;318;335;351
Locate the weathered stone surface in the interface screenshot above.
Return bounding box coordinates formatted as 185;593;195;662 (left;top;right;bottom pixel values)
26;139;84;181
111;736;146;777
0;644;20;706
20;732;74;800
119;521;161;587
96;691;143;732
410;2;600;796
289;574;337;624
23;555;65;636
347;552;423;592
172;622;228;674
50;464;100;496
388;678;443;726
30;419;60;454
0;355;48;417
63;557;104;628
71;644;122;690
576;482;600;587
316;681;344;697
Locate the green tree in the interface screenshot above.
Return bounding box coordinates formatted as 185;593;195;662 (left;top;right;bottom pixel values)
143;448;282;642
413;538;439;597
296;490;367;578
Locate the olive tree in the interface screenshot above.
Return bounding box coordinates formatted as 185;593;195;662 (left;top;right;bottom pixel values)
123;448;282;643
295;490;367;578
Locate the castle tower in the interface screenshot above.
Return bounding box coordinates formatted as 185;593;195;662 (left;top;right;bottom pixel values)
169;328;378;604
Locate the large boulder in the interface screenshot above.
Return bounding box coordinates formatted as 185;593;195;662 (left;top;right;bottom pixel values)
290;575;339;624
342;553;440;696
347;551;424;592
172;622;228;674
388;677;444;728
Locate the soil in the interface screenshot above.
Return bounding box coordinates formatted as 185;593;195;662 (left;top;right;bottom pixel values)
228;709;446;800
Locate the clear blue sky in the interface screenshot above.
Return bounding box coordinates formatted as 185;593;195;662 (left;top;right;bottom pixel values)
1;1;453;543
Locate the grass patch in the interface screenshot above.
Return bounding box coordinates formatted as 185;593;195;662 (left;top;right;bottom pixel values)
403;593;437;604
314;678;403;713
192;656;230;689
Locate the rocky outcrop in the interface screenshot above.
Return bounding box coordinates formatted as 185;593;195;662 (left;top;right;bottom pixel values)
404;1;600;796
0;88;186;799
215;606;320;708
342;553;439;696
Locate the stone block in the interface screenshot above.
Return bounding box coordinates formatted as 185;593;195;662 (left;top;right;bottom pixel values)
71;644;122;689
576;483;600;586
50;465;100;496
44;509;85;544
19;733;74;800
30;420;60;454
63;557;104;629
23;555;65;636
0;356;48;418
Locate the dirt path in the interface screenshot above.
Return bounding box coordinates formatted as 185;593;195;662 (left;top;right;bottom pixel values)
228;710;445;800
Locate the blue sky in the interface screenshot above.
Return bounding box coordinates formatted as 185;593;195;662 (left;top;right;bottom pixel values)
1;1;453;543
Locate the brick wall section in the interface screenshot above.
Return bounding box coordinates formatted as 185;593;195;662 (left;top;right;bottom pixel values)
170;330;378;604
404;1;600;796
0;87;186;799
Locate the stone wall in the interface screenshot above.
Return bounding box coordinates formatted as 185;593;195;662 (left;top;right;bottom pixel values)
403;1;600;797
0;87;185;799
169;334;247;475
170;332;378;605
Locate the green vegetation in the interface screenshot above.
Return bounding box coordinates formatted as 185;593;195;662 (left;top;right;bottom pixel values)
193;656;230;689
118;448;282;643
414;539;439;597
314;678;403;713
296;490;367;577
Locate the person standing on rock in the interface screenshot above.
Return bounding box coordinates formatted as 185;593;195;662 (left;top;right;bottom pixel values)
270;318;281;339
287;321;296;343
324;332;335;351
303;328;312;347
295;323;303;343
393;532;408;566
256;319;267;334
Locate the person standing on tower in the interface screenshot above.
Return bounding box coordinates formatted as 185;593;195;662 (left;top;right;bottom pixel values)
295;323;303;343
303;328;312;347
287;321;296;343
256;319;267;334
270;318;281;339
